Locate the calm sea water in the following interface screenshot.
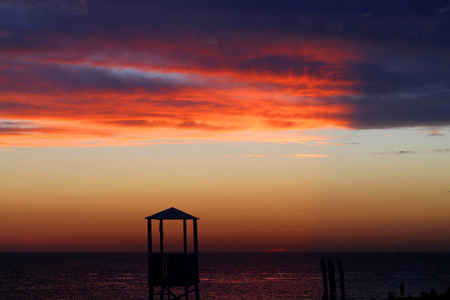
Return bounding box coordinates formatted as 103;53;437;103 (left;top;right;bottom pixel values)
0;252;449;299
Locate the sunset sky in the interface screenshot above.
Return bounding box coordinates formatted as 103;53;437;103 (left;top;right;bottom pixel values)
1;0;450;252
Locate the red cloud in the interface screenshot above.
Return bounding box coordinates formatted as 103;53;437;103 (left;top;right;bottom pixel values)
0;19;362;146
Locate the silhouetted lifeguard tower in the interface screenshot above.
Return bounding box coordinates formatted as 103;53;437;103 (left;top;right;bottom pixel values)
145;207;199;300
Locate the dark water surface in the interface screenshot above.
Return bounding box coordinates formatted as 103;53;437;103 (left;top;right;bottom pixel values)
1;252;449;299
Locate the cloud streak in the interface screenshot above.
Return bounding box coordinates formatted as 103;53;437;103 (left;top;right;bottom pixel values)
373;149;450;155
222;154;328;158
284;154;329;158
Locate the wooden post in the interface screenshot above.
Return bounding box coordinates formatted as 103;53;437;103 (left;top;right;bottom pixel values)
321;258;328;300
336;258;345;300
148;219;153;300
159;220;164;254
183;219;188;254
183;219;188;300
327;258;336;300
159;220;164;299
193;219;198;254
193;219;199;300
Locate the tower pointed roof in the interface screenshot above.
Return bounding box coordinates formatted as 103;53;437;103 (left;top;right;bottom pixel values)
145;207;199;220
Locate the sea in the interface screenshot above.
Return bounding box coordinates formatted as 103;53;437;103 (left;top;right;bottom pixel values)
1;252;449;299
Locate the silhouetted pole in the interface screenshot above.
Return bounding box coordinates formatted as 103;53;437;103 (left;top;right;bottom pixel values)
183;219;188;253
321;258;329;300
327;258;336;300
183;219;188;300
193;219;199;300
148;219;153;300
336;258;345;300
159;220;164;299
159;220;164;254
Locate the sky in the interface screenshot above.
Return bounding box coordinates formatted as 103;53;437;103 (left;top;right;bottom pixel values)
1;0;450;252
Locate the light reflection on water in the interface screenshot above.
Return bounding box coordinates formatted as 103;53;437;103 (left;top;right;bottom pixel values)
0;252;449;299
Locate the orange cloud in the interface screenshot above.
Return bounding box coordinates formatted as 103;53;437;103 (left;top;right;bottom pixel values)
0;27;362;146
